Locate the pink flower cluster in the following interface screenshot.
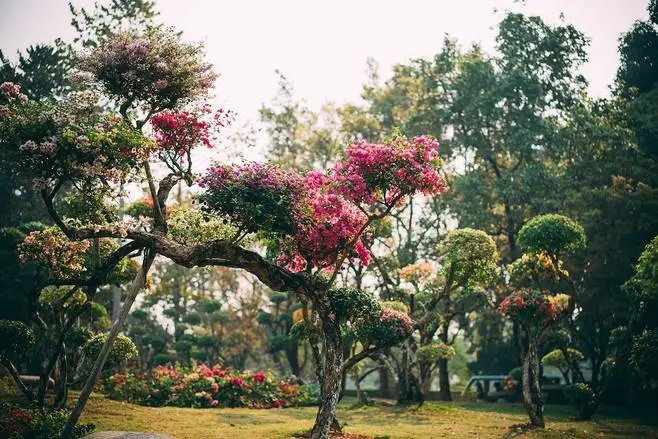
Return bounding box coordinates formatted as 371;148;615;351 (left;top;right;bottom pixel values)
19;228;90;278
332;135;444;204
0;82;28;104
282;188;369;271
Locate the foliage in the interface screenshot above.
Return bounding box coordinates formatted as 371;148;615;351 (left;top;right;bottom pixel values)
289;321;309;342
541;348;584;369
103;364;316;408
417;342;455;363
329;287;382;322
0;320;35;359
167;206;236;245
624;235;658;301
399;262;433;285
438;228;499;285
508;252;567;288
19;227;90;278
517;214;586;257
78;27;216;113
0;86;152;189
198;163;309;236
630;329;658;382
356;307;413;347
0;402;94;439
82;333;138;366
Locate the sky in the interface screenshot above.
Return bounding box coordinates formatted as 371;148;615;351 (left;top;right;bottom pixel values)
0;0;650;155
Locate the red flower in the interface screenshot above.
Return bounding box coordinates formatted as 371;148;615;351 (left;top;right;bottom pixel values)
229;376;245;387
252;370;266;384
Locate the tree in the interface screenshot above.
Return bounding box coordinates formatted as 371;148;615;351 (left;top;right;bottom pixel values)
1;25;444;438
503;214;586;428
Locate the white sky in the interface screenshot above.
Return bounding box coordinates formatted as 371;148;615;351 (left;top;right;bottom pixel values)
0;0;650;162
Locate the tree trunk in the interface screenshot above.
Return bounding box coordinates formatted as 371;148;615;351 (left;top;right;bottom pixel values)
521;334;544;428
310;316;343;439
111;286;122;323
61;253;155;439
437;357;451;401
285;341;302;377
53;346;68;410
0;357;33;401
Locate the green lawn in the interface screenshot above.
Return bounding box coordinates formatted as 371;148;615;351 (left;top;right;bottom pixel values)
75;393;658;439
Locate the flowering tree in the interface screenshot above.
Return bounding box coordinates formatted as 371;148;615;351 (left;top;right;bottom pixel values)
0;26;444;439
503;214;586;428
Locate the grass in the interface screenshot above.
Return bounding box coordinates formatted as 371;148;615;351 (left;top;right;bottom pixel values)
74;394;658;439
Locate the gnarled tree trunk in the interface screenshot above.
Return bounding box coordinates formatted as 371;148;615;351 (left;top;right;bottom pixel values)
310;315;343;439
521;331;544;428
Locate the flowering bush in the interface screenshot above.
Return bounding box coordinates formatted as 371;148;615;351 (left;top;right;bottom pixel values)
103;364;316;409
0;402;94;439
332;135;444;204
19;227;90;279
198;163;309;236
356;307;413;347
498;289;560;323
78;27;217;112
198;135;444;273
0;88;152;189
399;262;434;284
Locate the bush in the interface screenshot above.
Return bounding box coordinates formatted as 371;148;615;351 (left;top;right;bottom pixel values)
0;320;35;360
563;383;598;420
103;364;316;409
82;333;138;366
0;402;94;438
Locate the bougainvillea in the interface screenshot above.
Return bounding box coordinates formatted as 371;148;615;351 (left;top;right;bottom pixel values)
150;107;233;178
499;289;569;323
19;227;90;278
78;27;217;112
198;163;310;235
103;364;315;409
332;135;444;204
198;135;444;273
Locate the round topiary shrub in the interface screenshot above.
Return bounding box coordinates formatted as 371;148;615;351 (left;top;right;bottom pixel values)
517;214;586;256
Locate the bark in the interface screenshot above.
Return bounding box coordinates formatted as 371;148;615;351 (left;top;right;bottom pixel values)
53;346;68;410
310;305;343;439
61;252;155;439
437;358;451;401
437;322;452;401
285;340;301;377
521;332;545;428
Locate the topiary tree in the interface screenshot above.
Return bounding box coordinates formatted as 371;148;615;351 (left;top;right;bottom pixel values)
1;25;445;439
504;213;586;428
541;348;584;384
0;320;36;401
